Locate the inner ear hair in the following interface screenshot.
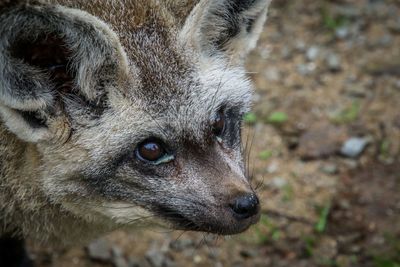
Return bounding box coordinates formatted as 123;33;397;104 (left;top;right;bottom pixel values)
8;33;76;127
11;33;75;95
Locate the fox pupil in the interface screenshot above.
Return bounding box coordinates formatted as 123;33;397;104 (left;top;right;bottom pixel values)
212;112;225;137
137;140;165;161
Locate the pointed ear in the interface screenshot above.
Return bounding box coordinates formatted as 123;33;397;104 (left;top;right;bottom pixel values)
0;4;125;143
181;0;272;62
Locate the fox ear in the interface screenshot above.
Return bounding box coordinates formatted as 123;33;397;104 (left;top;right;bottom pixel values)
0;30;75;142
0;5;123;143
181;0;272;61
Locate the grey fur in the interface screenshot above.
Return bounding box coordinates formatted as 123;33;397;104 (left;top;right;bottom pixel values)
0;0;271;245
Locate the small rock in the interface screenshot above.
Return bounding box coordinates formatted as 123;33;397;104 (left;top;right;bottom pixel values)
264;67;281;82
320;163;338;175
112;247;128;267
388;17;400;33
336;255;354;267
338;199;351;210
378;34;393;47
232;261;246;267
193;255;202;264
297;63;316;76
145;249;166;267
87;238;112;262
298;122;348;160
342;159;358;170
266;161;279;174
208;249;220;260
334;5;361;18
345;84;367;98
112;246;124;258
128;256;141;267
239;249;258;258
270;177;287;189
313;237;338;260
335;26;350;39
395;80;400;90
326;53;342;72
394;115;400;129
340;137;369;158
295;40;306;52
286;223;312;239
169;239;193;252
306;46;320;61
281;46;292;59
114;257;129;267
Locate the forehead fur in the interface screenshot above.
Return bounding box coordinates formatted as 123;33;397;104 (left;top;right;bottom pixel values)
1;0;254;142
47;0;253;124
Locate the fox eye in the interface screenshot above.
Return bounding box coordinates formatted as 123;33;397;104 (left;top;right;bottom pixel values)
212;111;225;138
136;139;166;162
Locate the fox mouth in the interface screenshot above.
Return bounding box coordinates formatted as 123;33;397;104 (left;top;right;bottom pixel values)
154;205;199;230
153;204;260;235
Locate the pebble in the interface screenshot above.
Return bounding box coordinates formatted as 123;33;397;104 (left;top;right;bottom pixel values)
145;249;166;267
342;159;358;169
270;177;287;188
388;17;400;33
320;163;338;175
295;40;306;52
297;63;316;76
336;255;353;267
335;26;350;39
345;84;367;98
264;67;281;82
334;5;361;18
340;137;369;158
127;257;142;267
312;237;338;260
169;239;193;252
326;53;342;72
306;46;320;61
266;161;279;173
193;255;202;264
112;247;129;267
87;238;112;262
281;46;292;59
113;256;129;267
297;122;347;160
395;80;400;90
239;249;258;258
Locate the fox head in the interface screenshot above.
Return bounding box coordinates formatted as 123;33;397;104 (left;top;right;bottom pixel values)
0;0;271;237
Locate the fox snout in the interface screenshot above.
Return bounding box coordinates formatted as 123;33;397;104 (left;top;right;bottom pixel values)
229;193;260;220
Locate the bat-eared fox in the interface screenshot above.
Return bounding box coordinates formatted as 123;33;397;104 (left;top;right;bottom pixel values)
0;0;271;265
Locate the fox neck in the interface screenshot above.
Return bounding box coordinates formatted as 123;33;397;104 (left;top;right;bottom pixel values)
0;123;114;245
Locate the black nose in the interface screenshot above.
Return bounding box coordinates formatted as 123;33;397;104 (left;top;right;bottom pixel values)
230;194;260;219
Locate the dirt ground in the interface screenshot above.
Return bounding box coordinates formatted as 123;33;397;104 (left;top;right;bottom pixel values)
28;1;400;266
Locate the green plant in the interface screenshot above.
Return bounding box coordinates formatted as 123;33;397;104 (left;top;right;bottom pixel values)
259;150;273;160
320;5;349;31
315;202;331;233
282;184;294;202
267;111;288;124
331;101;360;124
243;112;257;125
304;235;316;257
380;139;391;158
374;257;400;267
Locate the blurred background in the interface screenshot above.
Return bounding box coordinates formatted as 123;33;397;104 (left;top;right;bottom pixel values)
28;0;400;266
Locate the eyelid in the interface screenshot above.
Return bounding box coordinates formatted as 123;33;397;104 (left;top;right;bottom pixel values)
154;154;175;165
